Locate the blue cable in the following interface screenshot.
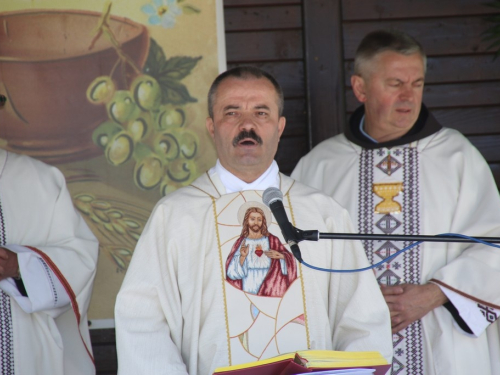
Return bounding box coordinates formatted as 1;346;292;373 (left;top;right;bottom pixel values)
300;233;500;273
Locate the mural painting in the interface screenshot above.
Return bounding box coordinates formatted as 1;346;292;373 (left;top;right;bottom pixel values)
0;0;222;322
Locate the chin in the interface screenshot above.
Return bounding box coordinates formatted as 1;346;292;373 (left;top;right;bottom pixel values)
235;153;263;165
393;117;417;130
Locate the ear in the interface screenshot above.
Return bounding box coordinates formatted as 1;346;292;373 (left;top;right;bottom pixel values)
206;117;215;140
277;116;286;138
351;75;367;103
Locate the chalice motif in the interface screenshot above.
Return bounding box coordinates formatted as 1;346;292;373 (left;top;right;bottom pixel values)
372;182;404;214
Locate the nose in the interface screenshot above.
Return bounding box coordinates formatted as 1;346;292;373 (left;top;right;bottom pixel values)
238;113;257;131
399;85;414;102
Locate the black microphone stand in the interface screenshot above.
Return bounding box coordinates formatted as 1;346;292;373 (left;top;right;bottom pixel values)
291;227;500;244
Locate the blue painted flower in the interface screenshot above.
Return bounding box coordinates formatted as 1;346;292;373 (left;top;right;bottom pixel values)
142;0;183;28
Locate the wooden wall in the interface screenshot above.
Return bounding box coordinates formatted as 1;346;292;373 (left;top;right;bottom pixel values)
91;1;500;373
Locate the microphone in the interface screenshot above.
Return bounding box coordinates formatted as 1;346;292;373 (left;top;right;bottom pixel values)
263;187;303;263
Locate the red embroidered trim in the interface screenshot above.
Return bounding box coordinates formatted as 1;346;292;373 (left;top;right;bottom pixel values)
25;246;95;365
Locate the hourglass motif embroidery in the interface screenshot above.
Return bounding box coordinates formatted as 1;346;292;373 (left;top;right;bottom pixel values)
359;147;424;375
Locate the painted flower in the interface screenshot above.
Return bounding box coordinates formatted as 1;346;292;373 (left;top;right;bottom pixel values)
142;0;183;28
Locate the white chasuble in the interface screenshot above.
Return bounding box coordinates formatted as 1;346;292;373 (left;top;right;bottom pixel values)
0;150;98;375
292;127;500;375
115;172;393;375
358;145;423;375
213;190;309;366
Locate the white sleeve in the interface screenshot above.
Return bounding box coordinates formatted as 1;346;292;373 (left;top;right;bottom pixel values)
0;244;70;314
439;284;500;337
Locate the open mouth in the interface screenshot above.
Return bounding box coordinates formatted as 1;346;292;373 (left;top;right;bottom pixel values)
239;138;258;146
232;129;263;147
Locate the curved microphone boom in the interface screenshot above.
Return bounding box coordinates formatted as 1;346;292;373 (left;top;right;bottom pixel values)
262;187;303;263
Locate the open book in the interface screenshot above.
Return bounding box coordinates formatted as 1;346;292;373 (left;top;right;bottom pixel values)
213;350;390;375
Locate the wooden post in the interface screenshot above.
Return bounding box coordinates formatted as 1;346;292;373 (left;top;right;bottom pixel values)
302;0;346;148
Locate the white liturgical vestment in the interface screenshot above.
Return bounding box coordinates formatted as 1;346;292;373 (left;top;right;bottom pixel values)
292;106;500;375
0;149;98;375
115;169;393;375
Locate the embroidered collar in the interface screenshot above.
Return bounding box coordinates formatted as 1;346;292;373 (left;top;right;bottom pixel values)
345;104;442;149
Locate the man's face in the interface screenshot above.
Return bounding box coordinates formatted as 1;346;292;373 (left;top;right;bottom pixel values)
247;212;263;234
206;77;286;182
351;51;425;142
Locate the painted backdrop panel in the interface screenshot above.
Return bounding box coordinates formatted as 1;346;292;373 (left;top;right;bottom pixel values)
0;0;222;321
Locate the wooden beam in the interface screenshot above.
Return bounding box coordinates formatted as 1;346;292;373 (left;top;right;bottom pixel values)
302;0;346;148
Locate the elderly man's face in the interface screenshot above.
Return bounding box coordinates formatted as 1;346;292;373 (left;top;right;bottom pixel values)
206;77;286;182
351;51;425;142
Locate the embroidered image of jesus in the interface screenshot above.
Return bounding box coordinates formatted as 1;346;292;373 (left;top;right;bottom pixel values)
226;203;297;297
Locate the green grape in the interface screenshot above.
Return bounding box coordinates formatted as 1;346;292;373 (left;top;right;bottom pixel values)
179;129;199;160
127;112;152;142
133;156;164;190
92;121;122;149
132;143;164;190
107;90;141;124
153;130;181;162
156;105;185;130
105;131;135;166
166;159;197;184
131;74;162;111
87;76;115;104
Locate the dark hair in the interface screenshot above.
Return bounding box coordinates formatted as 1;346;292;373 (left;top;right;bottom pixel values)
354;29;426;77
207;66;284;118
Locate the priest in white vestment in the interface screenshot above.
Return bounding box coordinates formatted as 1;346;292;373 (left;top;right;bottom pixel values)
0;149;98;375
292;30;500;375
115;66;393;375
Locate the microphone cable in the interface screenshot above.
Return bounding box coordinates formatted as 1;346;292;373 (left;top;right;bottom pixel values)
300;233;500;273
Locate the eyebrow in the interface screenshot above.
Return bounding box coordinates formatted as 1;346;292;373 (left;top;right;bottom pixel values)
387;77;425;83
254;104;271;110
222;105;240;112
222;104;272;111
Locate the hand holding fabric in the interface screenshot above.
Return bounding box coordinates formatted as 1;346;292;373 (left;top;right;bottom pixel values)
381;283;448;333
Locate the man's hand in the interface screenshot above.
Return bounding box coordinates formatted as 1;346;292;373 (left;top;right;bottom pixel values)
265;250;284;259
0;247;19;281
381;283;448;333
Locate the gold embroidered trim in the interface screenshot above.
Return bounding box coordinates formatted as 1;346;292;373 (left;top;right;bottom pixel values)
211;196;232;365
206;172;223;197
286;191;311;350
188;172;221;199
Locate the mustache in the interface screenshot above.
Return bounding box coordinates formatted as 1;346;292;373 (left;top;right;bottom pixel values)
232;129;263;147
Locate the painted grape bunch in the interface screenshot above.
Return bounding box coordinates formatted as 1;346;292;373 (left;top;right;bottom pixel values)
86;17;202;196
87;73;199;196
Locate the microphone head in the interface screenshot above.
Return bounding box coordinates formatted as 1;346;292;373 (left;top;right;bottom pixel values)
263;187;283;207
